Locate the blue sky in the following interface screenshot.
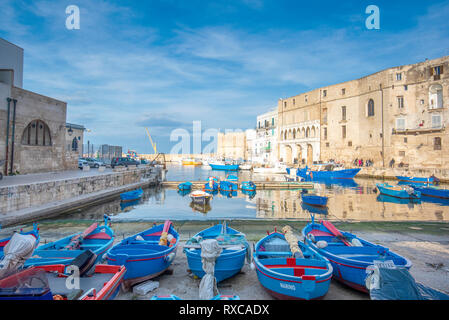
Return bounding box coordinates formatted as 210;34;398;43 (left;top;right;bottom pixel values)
1;0;449;154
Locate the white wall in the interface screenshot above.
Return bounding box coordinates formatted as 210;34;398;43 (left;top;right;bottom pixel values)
0;38;24;88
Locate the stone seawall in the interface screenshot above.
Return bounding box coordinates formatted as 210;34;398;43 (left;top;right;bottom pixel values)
358;167;449;182
0;166;157;214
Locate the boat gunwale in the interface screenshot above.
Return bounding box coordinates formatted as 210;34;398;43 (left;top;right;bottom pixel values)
253;232;333;283
301;223;412;269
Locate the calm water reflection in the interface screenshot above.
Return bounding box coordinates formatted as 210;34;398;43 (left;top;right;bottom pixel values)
50;164;449;223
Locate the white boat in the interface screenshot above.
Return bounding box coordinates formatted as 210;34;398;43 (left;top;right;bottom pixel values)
239;163;253;170
253;163;288;174
189;190;213;205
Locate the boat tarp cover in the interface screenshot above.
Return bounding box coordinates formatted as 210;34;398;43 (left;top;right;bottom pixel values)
368;265;449;300
0;233;37;279
199;239;222;300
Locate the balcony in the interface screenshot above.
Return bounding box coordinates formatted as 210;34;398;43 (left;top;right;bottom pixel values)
392;124;445;135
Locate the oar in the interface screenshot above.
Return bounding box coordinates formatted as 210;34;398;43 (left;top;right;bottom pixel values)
65;223;98;249
321;220;352;246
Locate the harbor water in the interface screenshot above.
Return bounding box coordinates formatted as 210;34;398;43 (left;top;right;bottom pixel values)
34;163;449;224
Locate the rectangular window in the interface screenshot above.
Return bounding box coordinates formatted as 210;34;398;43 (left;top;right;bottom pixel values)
284;101;287;108
396;73;402;81
324;127;327;140
404;85;408;91
293;99;295;105
396;118;405;130
348;141;352;147
397;96;404;109
272;118;274;126
342;106;346;121
342;88;346;95
404;138;408;143
323;90;327;97
434;137;442;150
434;66;441;75
432;115;442;128
322;108;328;124
326;142;330;147
342;125;346;139
305;95;308;103
399;151;405;157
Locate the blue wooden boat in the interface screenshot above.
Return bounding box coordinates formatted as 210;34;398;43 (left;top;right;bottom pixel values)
241;189;256;199
120;188;143;202
24;215;114;267
396;176;437;184
253;230;332;300
376;194;421;205
0;264;125;300
226;174;239;182
220;180;238;191
376;183;421;199
209;162;239;171
184;222;249;282
411;185;449;199
302;220;412;293
105;220;178;288
241;181;256;192
0;224;40;260
178;182;192;191
204;181;219;192
297;165;360;180
301;194;328;207
301;202;328;215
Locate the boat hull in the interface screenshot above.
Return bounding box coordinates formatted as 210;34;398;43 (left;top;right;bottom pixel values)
253;232;332;300
24;222;114;267
184;224;248;282
209;164;239;171
0;264;125;300
298;168;360;180
120;188;143;202
302;195;328;207
376;183;421;199
412;185;449;199
396;176;436;184
105;222;179;288
302;222;412;293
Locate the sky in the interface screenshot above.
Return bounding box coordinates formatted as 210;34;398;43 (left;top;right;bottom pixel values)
1;0;449;154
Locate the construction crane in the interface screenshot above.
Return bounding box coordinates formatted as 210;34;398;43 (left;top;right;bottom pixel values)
145;127;157;154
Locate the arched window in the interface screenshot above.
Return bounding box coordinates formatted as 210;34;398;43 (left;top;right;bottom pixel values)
72;137;78;152
21;120;52;146
367;99;375;117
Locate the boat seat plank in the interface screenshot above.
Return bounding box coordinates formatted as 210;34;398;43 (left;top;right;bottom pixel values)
256;251;292;256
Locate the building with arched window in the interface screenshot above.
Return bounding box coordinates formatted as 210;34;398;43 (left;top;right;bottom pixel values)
1;38;80;175
277;55;449;168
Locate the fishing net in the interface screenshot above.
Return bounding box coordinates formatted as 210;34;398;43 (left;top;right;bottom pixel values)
199;239;222;300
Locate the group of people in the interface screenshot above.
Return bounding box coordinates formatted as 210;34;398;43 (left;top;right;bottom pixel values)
353;158;374;167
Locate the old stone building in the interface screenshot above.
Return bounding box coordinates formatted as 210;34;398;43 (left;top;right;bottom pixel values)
278;91;321;165
65;123;85;158
216;131;247;160
1;38;78;175
277;55;449;168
